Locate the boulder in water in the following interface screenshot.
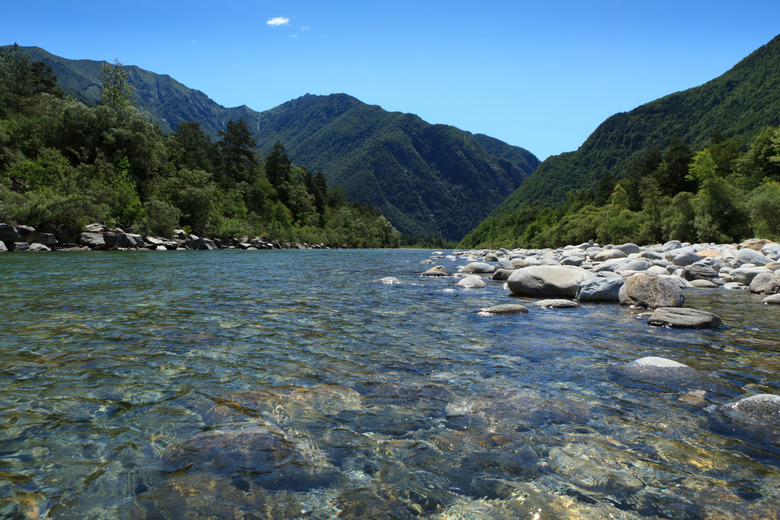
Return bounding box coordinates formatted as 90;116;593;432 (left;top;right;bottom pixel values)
507;265;596;298
619;274;685;309
647;307;722;329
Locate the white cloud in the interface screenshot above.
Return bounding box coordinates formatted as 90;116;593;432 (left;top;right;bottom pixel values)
300;26;310;32
267;17;290;26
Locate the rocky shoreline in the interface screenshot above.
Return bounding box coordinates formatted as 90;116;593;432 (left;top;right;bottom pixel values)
0;222;327;252
421;238;780;315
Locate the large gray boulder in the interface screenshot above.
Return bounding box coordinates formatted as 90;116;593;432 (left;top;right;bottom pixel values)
748;272;780;294
576;277;624;302
77;232;106;249
736;248;771;266
191;236;218;251
671;251;702;266
684;264;719;281
0;223;20;243
647;307;722;329
593;249;626;262
615;243;641;255
507;265;596;298
731;267;770;285
619;274;685;308
0;241;6;253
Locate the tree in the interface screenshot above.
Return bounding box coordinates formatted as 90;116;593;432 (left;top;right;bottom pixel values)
217;119;257;190
99;59;134;110
0;43;59;115
263;141;292;205
657;137;695;196
170;121;214;172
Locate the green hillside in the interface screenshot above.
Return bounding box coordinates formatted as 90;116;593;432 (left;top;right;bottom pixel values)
10;46;539;241
491;33;780;216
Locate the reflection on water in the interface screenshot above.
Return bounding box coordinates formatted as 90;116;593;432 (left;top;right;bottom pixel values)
0;250;778;519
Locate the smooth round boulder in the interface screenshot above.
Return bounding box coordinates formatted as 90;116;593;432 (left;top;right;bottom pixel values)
460;262;495;274
748;272;780;294
507;265;596;298
476;304;529;315
457;276;487;289
684;264;719;281
615;243;641;255
736;248;771;266
672;251;702;267
647;307;721;329
619;274;685;309
593;249;627;262
731;267;770;285
614;259;651;274
492;268;515;281
575;277;624;302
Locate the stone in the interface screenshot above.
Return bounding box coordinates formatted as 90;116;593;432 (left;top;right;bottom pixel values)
672;251;702;266
191;236;218;250
736;248;771;266
615;243;641;255
741;238;773;251
684;264;719;281
77;232;106;249
716;394;780;426
476;304;529;315
762;294;780;304
457;276;487;289
14;225;35;241
575;277;624;302
723;282;747;290
534;299;579;308
660;240;683;251
377;276;400;284
731;266;770;285
0;223;20;243
0;241;6;253
10;242;29;252
748;272;780;294
492;268;515;281
507;265;596;298
561;255;584;266
460;262;494;274
83;223;108;233
55;224;78;244
613;259;651;274
593;249;627;261
627;356;689;369
27;232;57;246
421;265;448;277
647;307;722;329
690;279;719;288
619;274;685;308
27;243;50;252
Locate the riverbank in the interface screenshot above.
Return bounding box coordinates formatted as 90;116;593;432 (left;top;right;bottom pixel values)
423;238;780;312
0;222;329;252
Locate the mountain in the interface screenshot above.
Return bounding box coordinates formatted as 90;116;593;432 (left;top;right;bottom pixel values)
489;33;780;217
12;46;539;241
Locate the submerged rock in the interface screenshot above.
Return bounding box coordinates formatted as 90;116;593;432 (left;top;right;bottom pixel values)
711;394;780;428
377;276;401;284
533;299;579;308
619;274;685;308
163;426;339;492
476;304;529;315
647;307;722;329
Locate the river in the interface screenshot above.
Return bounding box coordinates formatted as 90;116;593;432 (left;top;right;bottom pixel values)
1;249;778;519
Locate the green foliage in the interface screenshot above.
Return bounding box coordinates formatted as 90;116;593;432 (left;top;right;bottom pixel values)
460;128;780;249
0;56;401;248
99;59;134;111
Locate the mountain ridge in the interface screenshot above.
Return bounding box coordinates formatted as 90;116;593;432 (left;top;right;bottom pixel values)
11;45;539;240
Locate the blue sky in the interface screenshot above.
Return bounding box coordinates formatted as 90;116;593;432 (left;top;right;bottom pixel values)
3;1;779;160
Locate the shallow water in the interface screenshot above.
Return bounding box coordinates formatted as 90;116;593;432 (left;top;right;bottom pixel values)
0;249;778;519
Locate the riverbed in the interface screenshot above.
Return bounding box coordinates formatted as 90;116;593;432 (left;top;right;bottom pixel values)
1;249;778;519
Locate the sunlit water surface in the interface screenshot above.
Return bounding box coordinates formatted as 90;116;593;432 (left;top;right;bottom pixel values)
1;250;778;519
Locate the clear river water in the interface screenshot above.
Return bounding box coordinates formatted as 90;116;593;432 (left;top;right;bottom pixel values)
0;249;778;519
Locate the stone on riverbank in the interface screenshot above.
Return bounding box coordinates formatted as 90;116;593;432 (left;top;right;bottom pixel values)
748;272;780;294
460;262;495;274
0;223;21;242
507;265;596;298
647;307;722;329
619;274;685;308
